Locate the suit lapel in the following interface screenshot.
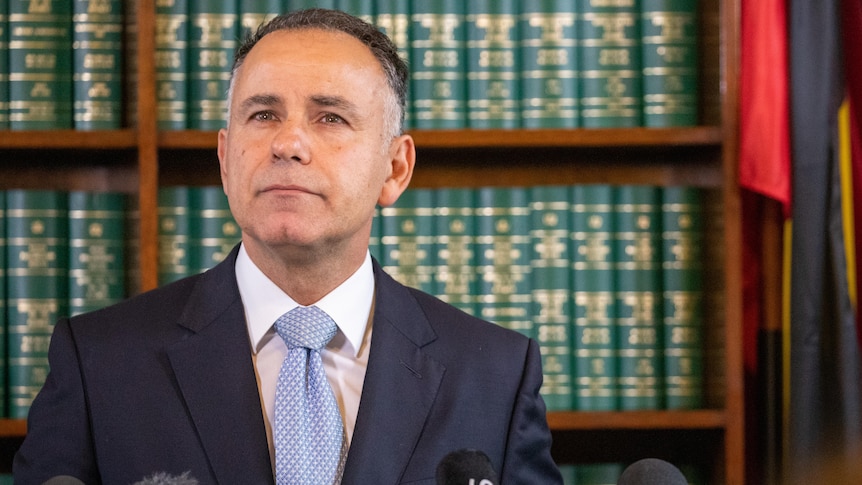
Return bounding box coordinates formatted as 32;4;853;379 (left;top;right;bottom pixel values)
342;262;445;484
166;247;274;485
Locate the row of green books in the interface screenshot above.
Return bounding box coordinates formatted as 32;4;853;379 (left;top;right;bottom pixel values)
0;0;125;130
155;0;699;131
373;184;706;411
0;189;130;417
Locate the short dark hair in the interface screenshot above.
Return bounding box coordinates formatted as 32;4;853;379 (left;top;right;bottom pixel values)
230;8;409;136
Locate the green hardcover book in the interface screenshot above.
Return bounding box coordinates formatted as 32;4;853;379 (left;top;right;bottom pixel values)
374;0;411;129
73;0;123;130
530;185;573;411
188;186;240;275
410;0;467;129
576;463;624;485
339;0;375;23
571;184;617;410
5;190;68;418
155;0;188;130
239;0;280;40
614;185;662;410
641;0;698;126
379;188;436;294
466;0;520;128
68;191;127;316
661;186;704;409
8;0;73;130
433;187;476;315
158;186;191;285
0;193;6;417
369;205;382;262
0;1;9;129
578;0;641;127
287;0;337;10
519;0;578;128
558;465;577;485
188;2;237;130
474;186;532;336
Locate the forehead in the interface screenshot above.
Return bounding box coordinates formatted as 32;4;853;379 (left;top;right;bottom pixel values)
235;28;387;94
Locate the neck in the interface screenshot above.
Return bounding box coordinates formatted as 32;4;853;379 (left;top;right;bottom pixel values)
244;240;368;306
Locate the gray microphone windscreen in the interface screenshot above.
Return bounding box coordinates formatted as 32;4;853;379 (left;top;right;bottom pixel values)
617;458;688;485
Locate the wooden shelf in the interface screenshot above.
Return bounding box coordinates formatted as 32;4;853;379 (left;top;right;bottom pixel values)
0;130;138;149
547;410;727;431
0;420;26;438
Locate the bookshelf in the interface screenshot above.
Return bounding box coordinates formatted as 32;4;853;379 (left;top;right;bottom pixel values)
0;0;743;483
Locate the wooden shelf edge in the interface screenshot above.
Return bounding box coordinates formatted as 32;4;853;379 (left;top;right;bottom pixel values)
0;419;26;438
156;127;723;150
0;130;138;149
547;410;727;431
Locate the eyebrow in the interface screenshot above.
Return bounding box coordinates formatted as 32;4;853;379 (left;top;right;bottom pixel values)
238;93;282;113
309;94;360;116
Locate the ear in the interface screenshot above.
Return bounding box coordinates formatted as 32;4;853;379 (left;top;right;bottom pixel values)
378;134;416;207
217;128;229;192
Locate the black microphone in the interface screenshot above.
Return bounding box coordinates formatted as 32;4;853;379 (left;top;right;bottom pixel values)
41;477;85;485
436;449;499;485
617;458;688;485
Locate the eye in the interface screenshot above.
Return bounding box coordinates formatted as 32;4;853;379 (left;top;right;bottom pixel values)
320;113;346;124
252;111;277;122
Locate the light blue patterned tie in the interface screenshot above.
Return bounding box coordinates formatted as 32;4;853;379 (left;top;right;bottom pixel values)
274;305;346;485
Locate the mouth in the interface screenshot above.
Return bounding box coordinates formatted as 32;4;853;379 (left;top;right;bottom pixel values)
262;184;316;196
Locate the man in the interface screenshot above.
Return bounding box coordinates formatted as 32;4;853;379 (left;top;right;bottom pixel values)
14;9;562;485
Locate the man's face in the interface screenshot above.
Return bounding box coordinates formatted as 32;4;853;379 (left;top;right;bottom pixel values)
218;28;411;261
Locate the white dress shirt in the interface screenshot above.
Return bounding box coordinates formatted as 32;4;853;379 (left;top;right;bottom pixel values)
235;243;374;463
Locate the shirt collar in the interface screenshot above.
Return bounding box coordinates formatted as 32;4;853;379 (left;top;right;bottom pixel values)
235;243;375;357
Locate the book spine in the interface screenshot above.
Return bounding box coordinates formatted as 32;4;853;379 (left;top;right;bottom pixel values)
374;0;411;129
530;185;573;411
8;0;74;130
575;463;625;484
466;0;520;129
187;186;240;275
519;0;578;128
410;0;467;129
339;0;375;23
571;184;617;410
0;193;6;416
379;188;437;295
614;184;662;410
433;187;476;315
474;186;532;337
155;0;188;130
578;0;642;127
68;191;127;316
5;190;68;418
157;186;191;285
238;0;280;41
369;205;383;262
188;2;237;130
0;1;8;129
73;0;124;130
640;0;698;126
287;0;338;10
661;186;704;409
68;191;126;315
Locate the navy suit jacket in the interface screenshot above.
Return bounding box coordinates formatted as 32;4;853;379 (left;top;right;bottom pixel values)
14;246;562;484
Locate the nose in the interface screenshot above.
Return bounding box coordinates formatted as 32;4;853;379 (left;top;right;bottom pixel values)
270;118;311;165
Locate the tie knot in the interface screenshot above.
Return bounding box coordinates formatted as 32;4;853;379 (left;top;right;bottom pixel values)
275;305;337;351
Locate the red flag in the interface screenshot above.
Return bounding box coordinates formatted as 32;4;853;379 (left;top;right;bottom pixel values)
739;0;792;214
